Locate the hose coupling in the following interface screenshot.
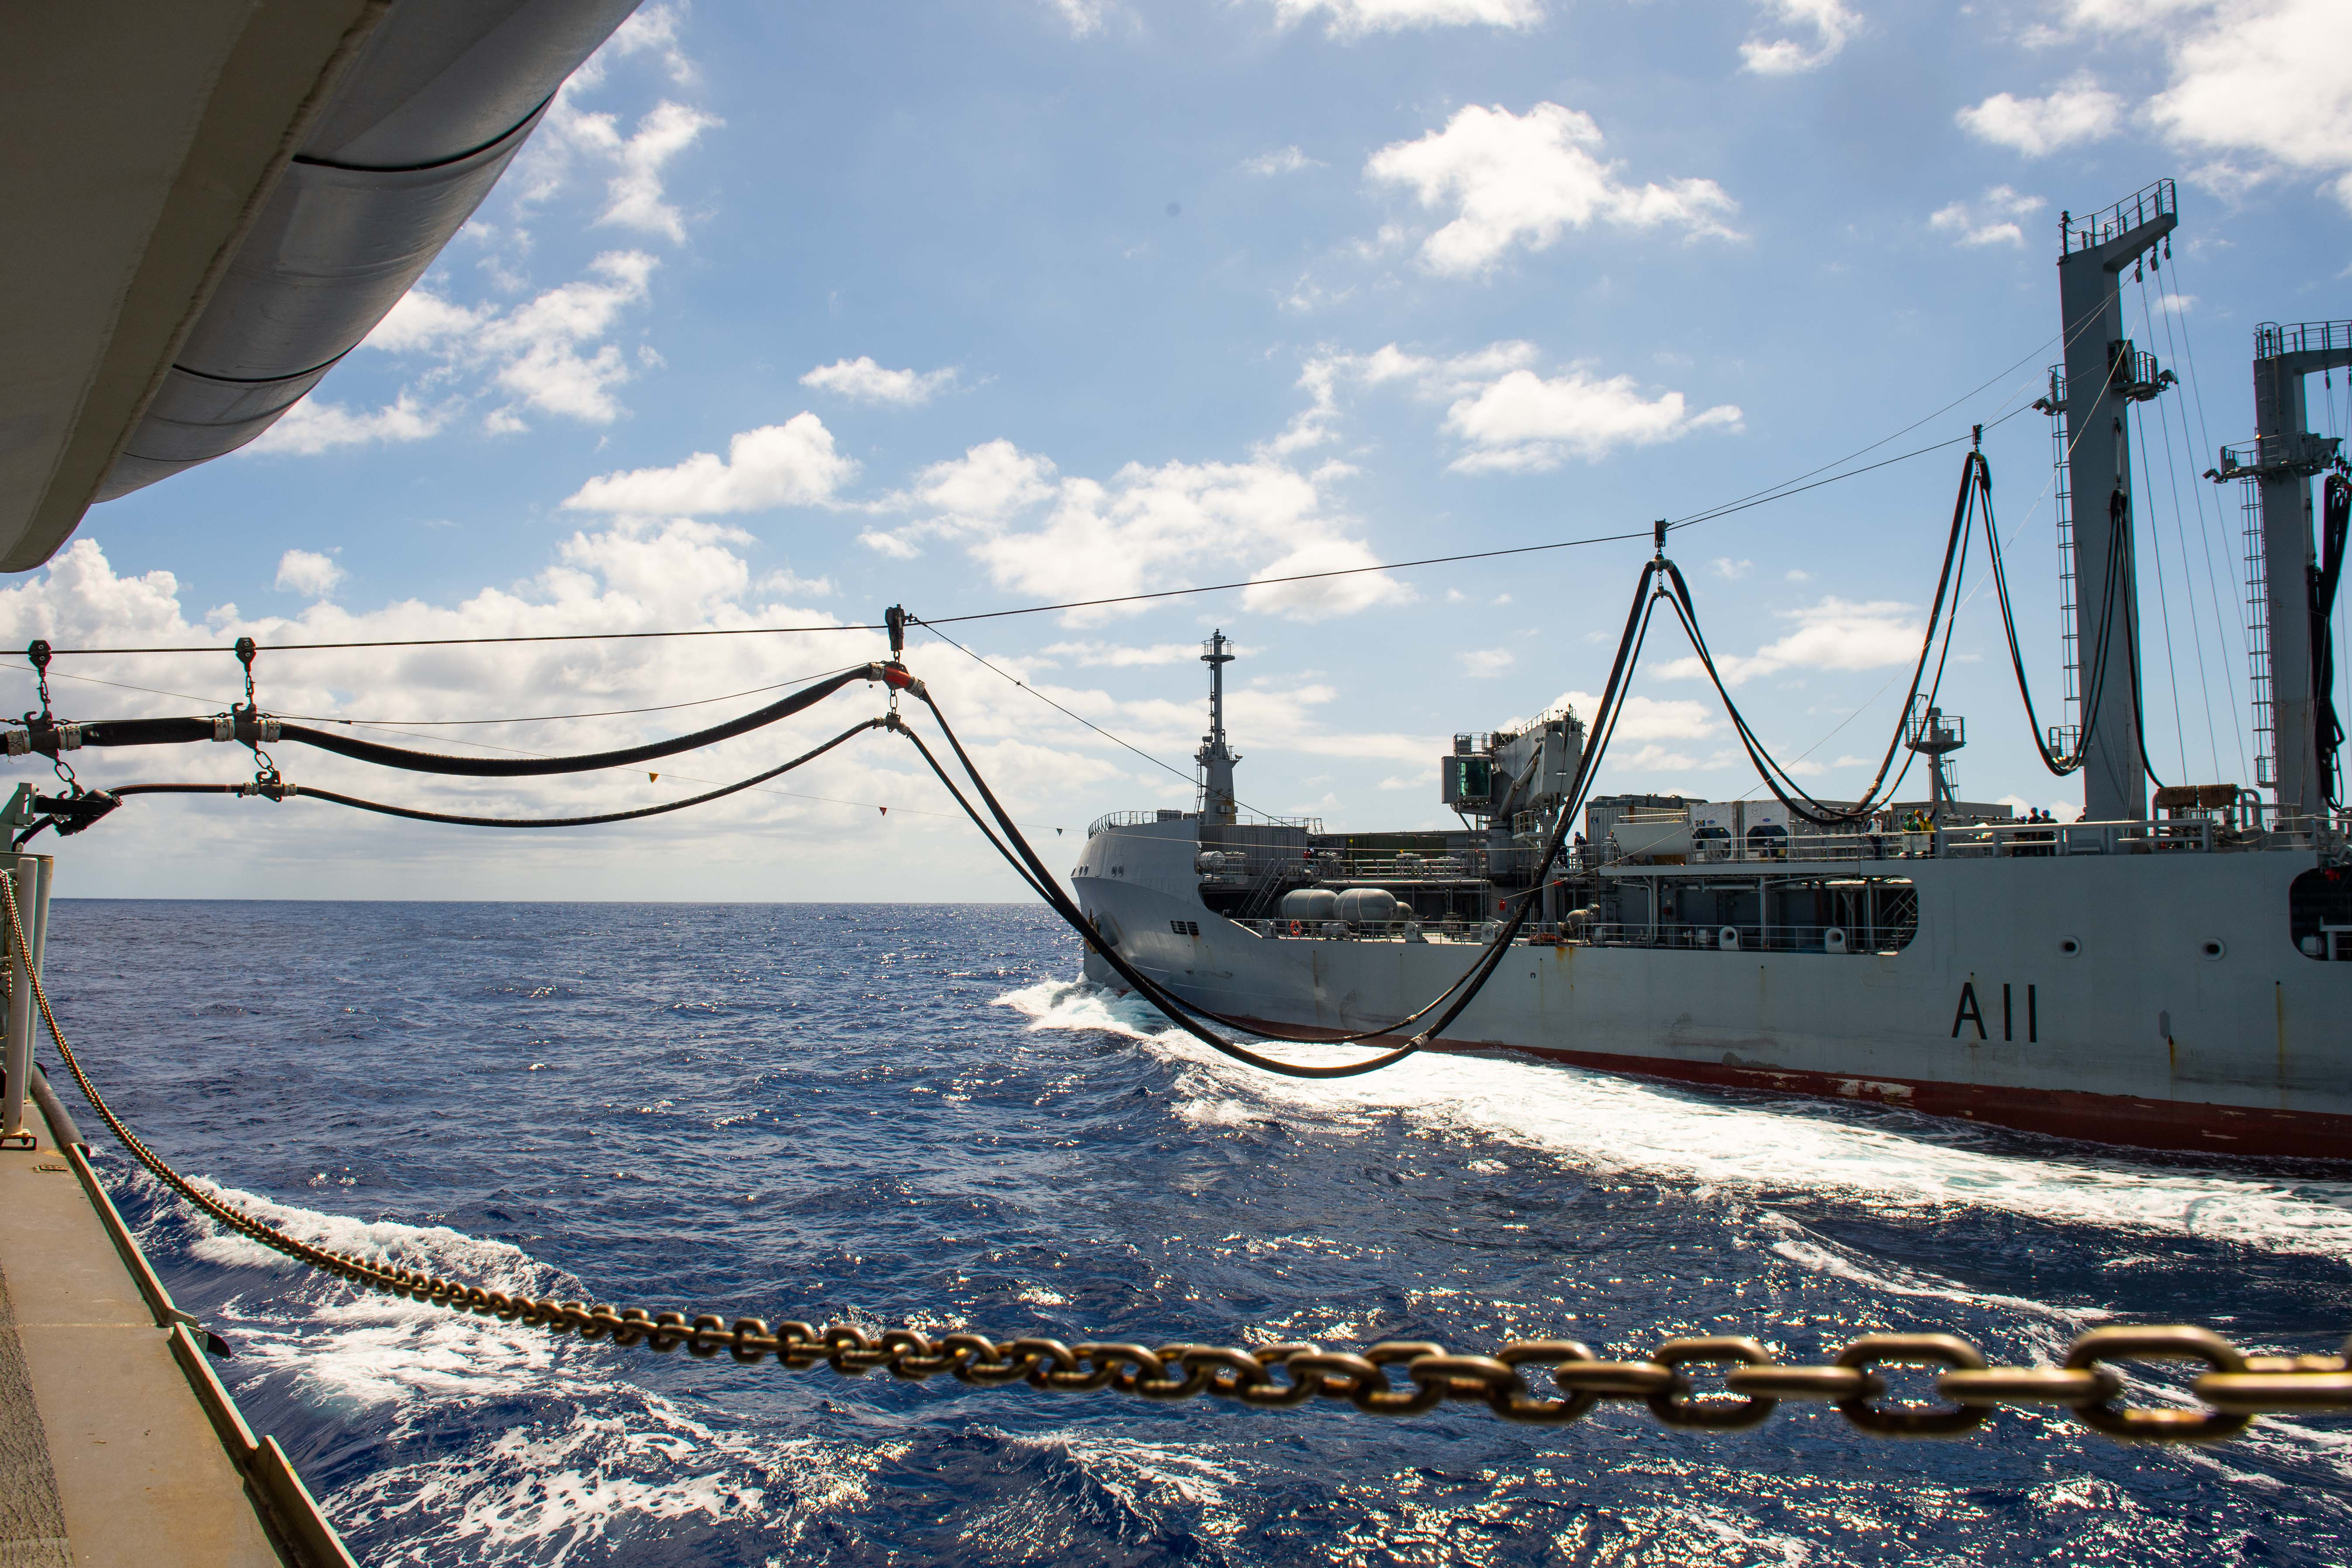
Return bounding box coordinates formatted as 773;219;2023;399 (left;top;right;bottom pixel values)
223;708;280;744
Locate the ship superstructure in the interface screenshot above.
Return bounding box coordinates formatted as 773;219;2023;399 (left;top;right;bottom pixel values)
1075;181;2352;1157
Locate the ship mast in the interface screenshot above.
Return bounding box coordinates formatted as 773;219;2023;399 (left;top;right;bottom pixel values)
2214;322;2352;815
2052;180;2178;822
1197;630;1239;824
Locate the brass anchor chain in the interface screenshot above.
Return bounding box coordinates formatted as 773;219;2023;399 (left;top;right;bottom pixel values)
4;885;2347;1444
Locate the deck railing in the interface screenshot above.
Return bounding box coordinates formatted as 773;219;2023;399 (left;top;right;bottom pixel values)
1233;918;1912;954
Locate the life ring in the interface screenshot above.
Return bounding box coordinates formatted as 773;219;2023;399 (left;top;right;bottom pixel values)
1287;919;1303;937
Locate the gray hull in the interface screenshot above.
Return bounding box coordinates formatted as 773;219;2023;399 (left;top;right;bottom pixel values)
1073;818;2352;1156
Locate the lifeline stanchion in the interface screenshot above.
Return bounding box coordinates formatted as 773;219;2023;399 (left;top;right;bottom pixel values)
12;882;2352;1442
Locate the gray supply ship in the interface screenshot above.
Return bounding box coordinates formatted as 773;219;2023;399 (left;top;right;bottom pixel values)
1077;182;2352;1158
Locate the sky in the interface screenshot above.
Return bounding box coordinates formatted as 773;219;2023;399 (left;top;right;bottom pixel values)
8;0;2352;900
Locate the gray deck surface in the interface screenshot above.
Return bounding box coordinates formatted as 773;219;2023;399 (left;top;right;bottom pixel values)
0;1101;279;1567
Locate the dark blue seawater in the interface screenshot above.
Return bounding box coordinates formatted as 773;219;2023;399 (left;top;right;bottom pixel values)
35;900;2352;1565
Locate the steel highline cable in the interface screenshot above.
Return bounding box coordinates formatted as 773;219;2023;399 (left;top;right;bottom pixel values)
1652;450;1988;828
35;402;2043;662
895;554;1668;1072
0;450;2071;1064
13;547;1672;1075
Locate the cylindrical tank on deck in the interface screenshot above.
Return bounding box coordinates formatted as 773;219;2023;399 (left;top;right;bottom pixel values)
1333;888;1399;925
1280;888;1338;921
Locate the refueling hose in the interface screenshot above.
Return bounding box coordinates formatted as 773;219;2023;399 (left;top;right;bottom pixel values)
4;665;883;776
16;719;882;839
2316;473;2348;807
894;555;1664;1071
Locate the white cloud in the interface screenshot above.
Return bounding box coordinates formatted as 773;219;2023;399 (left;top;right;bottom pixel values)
875;442;1407;626
1711;557;1754;581
0;533;1148;898
1047;0;1110;35
1243;536;1416;621
1740;0;1861;74
1785;568;1812;582
1658;597;1920;685
363;290;488;353
1557;689;1720;741
1956;74;2123;158
526;16;718;243
1366;102;1739;276
274;550;344;599
799;357;959;407
1269;340;1540;456
301;16;713;458
1459;648;1515;678
1993;3;2352;208
366;253;661;429
1274;340;1737;470
1243;145;1322;176
906;440;1061;522
594;100;721;240
606;1;697;85
2141;0;2352;206
0;526;924;853
1037;641;1211;667
564;414;858;514
481;251;661;422
249;393;447;455
1259;0;1543;36
1928;185;2046;248
1443;367;1743;471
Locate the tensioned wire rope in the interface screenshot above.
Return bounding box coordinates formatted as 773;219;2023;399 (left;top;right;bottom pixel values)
889;557;1672;1075
2134;399;2193;781
2155;246;2260;782
897;299;2108;841
29;311;2115;665
4;312;2138;1063
2137;272;2229;782
7;423;2062;1059
10;537;1674;1076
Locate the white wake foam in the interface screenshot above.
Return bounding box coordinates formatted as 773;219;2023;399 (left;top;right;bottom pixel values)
1000;978;2352;1260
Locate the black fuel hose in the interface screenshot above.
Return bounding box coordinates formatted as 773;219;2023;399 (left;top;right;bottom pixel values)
897;559;1664;1074
76;718;883;831
9;665;883;777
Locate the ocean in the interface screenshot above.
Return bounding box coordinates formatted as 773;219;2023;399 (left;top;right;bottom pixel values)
38;899;2352;1565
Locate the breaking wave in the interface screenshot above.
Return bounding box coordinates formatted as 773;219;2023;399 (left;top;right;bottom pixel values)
1000;977;2352;1260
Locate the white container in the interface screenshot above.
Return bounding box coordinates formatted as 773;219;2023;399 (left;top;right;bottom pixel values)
1613;811;1692;862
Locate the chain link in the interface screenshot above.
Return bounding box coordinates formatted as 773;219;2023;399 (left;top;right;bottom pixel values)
3;879;2346;1445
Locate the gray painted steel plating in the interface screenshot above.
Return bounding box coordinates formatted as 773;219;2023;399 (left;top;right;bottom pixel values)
1073;815;2350;1148
98;0;643;501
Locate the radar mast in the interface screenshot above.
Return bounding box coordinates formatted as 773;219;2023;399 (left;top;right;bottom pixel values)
1197;631;1239;824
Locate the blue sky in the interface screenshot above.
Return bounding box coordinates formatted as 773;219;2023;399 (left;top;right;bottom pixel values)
10;0;2351;899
